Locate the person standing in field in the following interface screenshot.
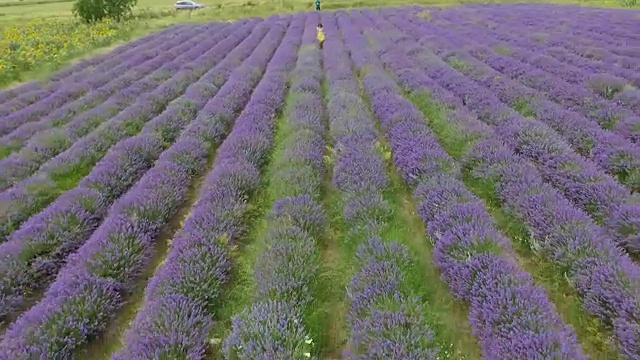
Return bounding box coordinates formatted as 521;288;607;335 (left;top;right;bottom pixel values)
315;0;321;11
317;23;325;49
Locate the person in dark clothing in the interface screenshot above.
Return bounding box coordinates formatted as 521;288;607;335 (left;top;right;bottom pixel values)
315;0;321;11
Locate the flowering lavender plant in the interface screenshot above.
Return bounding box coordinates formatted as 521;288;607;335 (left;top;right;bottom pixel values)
116;16;303;360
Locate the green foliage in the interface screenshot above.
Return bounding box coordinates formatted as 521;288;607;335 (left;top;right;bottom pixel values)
73;0;138;23
619;0;637;6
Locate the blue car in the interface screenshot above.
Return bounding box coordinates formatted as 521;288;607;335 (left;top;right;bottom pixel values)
175;1;205;10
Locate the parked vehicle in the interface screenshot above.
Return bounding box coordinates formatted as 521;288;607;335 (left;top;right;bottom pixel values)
175;1;205;10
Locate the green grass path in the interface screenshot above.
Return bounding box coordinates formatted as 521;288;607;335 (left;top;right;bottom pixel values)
317;49;351;357
360;82;482;359
208;112;283;347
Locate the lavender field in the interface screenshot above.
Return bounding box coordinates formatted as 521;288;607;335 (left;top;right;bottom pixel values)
0;3;640;359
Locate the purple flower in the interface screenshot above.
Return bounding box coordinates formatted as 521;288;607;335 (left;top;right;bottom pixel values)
224;300;316;360
224;15;331;358
0;23;248;245
117;16;303;359
0;18;297;358
343;9;586;358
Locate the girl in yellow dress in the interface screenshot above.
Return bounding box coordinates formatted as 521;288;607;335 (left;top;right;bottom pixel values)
317;23;325;49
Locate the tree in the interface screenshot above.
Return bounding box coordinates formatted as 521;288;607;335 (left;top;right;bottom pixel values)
73;0;138;23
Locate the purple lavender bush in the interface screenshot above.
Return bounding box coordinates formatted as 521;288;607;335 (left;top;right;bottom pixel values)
0;24;244;245
0;20;262;325
226;15;328;359
365;7;640;357
115;16;302;360
337;9;586;358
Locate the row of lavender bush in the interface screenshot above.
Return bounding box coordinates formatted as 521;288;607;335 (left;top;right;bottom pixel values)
0;23;230;244
340;9;587;358
373;8;640;357
0;17;291;359
111;15;301;359
224;14;324;359
0;18;263;326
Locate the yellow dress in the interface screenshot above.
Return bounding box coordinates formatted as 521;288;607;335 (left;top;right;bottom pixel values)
317;30;325;45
